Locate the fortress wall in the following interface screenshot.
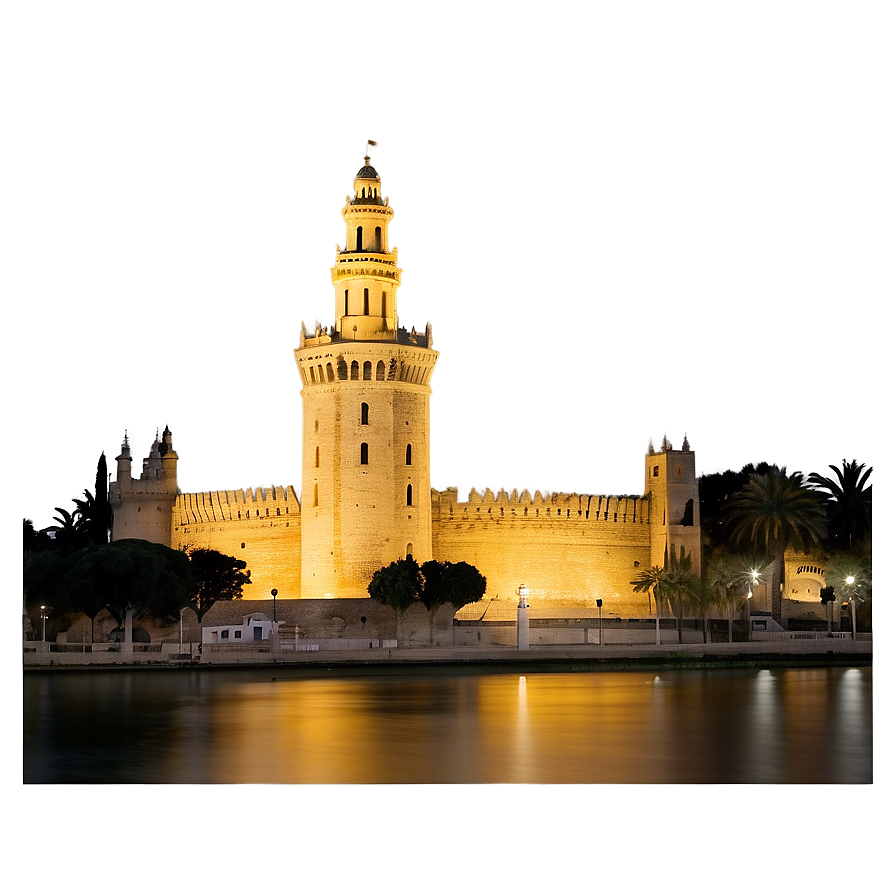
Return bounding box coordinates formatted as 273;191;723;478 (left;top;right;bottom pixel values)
431;488;654;614
174;487;302;602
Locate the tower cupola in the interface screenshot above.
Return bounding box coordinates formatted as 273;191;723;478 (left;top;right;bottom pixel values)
325;153;402;340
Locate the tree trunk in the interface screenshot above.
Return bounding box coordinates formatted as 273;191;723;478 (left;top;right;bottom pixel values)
123;606;134;655
654;589;661;645
728;603;733;643
770;541;786;622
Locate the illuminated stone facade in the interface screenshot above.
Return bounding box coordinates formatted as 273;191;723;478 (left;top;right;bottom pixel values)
111;157;715;615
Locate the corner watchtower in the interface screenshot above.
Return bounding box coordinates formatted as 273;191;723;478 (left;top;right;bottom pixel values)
645;434;702;573
109;426;179;546
295;155;439;599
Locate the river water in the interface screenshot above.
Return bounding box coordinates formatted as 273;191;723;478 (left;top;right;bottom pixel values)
23;664;872;784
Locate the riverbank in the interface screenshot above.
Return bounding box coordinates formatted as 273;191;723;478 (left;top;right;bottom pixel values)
23;635;872;672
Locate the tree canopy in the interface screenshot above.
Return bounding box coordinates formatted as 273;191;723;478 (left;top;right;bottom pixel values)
368;557;424;614
809;459;872;551
727;467;827;621
186;547;251;622
420;559;487;611
24;539;193;638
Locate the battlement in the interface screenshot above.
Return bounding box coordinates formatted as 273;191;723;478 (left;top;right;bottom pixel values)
174;486;300;526
431;487;650;524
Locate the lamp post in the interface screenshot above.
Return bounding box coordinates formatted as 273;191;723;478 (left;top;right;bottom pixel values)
270;588;278;643
595;598;603;646
179;607;185;653
845;576;858;641
40;605;48;642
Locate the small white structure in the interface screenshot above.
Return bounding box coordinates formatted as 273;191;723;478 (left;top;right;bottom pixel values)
202;612;273;645
517;584;530;651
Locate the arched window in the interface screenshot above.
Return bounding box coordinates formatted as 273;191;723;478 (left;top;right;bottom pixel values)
405;444;412;465
406;484;413;506
351;360;359;380
309;366;317;384
344;289;349;316
406;544;413;559
381;291;387;316
375;226;382;251
356;226;362;251
376;360;386;381
361;402;369;425
360;443;369;465
363;288;369;315
363;361;372;380
326;363;334;382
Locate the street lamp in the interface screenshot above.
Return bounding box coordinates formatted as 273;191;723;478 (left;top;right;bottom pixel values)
40;605;49;642
595;598;603;646
271;588;278;632
845;575;859;641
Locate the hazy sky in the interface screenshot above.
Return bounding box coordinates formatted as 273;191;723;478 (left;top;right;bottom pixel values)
9;3;886;531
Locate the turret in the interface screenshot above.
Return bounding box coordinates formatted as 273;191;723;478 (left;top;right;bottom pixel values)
109;427;179;546
645;434;701;572
330;156;401;341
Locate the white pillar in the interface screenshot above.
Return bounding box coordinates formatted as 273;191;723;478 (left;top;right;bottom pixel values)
517;585;530;651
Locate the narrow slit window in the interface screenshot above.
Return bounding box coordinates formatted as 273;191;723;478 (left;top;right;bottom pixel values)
405;444;412;465
361;402;369;425
360;443;369;465
406;484;413;506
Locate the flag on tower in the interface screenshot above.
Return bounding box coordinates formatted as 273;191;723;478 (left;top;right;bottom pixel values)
367;139;377;147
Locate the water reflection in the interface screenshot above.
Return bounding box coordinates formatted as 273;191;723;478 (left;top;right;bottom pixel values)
23;666;872;784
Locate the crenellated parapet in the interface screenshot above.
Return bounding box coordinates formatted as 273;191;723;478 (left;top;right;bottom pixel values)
431;487;650;524
174;485;300;527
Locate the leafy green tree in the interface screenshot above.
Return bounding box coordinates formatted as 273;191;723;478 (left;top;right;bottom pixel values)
187;548;251;623
809;459;872;551
728;468;827;622
59;540;192;645
368;557;424;642
420;559;487;645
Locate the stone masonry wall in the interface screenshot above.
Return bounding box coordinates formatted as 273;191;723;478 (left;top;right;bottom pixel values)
431;487;655;616
173;487;302;602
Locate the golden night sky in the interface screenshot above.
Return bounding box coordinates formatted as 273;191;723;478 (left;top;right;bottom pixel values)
11;0;886;882
11;4;884;532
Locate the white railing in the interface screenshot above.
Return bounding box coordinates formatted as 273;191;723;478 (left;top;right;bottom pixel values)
751;631;852;641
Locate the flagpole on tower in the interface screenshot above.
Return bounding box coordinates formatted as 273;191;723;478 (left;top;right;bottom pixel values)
366;139;377;162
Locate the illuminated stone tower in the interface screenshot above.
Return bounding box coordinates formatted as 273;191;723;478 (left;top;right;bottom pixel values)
109;427;179;545
645;434;702;573
294;157;438;598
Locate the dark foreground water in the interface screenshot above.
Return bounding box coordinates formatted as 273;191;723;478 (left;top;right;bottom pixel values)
23;665;872;784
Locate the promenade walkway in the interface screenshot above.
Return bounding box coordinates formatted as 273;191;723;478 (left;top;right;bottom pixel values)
23;634;871;669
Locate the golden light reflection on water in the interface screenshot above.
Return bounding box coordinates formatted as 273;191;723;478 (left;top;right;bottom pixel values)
24;667;872;784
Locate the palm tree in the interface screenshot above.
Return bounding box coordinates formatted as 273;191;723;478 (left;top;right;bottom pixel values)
728;468;827;623
809;459;872;550
824;553;872;640
631;565;667;645
665;546;700;644
705;553;739;642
